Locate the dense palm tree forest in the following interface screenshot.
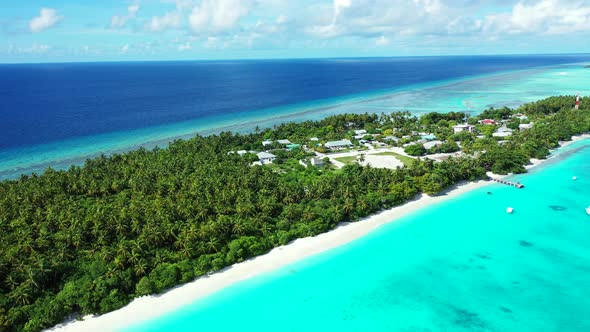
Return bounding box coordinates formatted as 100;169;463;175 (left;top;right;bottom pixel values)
1;96;589;332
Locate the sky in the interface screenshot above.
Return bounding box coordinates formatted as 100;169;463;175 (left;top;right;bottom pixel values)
1;0;590;63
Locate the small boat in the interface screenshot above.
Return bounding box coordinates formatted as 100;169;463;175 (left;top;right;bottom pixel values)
506;207;514;214
586;207;590;215
573;176;577;181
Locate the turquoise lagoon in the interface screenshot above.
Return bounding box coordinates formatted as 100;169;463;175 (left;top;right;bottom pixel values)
126;138;590;332
2;62;590;180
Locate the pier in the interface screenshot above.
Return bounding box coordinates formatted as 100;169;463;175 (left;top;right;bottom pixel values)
488;177;525;189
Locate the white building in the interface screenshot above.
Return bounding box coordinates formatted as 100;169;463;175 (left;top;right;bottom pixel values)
257;152;276;164
325;139;353;150
277;139;292;145
262;140;273;147
354;129;367;135
493;126;513;138
383;136;400;143
311;157;325;166
424;140;443;150
310;137;319;141
493;131;512;138
453;124;475;133
519;123;534;130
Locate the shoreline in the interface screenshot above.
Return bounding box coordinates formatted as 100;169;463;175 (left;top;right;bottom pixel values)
48;181;493;332
47;134;590;332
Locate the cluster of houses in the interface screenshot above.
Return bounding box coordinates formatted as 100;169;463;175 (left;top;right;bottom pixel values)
238;130;372;165
452;114;533;139
401;132;442;149
240;115;535;165
240;137;352;166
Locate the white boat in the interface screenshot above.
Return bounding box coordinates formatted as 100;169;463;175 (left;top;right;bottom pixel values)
586;207;590;215
506;207;514;214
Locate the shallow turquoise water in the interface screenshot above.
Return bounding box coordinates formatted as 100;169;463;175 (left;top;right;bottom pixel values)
126;139;590;332
2;62;589;180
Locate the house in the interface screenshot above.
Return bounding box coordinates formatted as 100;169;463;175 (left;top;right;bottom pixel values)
309;137;319;142
354;129;367;135
286;144;301;151
424;140;443;150
256;152;276;164
277;139;292;145
311;157;325;166
519;123;534;130
262;140;273;147
479;119;498;125
493;131;512;138
325;139;353;150
513;113;528;120
228;150;251;156
383;136;400;142
421;134;437;141
453;124;475;133
493;126;513;138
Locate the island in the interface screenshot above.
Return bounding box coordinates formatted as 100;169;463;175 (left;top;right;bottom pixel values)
1;95;589;332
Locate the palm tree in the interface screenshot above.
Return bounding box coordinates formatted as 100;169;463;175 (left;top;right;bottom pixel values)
10;284;32;306
343;198;355;216
206;237;220;253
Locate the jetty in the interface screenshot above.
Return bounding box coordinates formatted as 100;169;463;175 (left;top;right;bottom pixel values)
488;177;524;189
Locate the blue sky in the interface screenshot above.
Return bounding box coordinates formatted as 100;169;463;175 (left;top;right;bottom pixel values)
1;0;590;63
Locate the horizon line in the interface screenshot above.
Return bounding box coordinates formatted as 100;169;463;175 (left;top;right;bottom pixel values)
2;52;590;66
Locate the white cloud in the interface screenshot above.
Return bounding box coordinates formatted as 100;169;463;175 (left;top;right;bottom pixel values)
305;0;352;38
189;0;249;33
22;43;51;54
414;0;442;15
176;0;195;11
276;14;287;24
302;0;488;39
128;4;140;16
111;4;141;28
148;11;182;32
205;36;219;48
333;0;352;25
162;0;195;11
178;42;192;50
483;0;590;35
4;43;53;55
29;8;62;33
375;35;389;46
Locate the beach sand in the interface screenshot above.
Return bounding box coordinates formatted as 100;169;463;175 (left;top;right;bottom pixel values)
46;134;590;332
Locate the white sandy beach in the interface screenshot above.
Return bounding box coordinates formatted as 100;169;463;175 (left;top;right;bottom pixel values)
47;134;590;332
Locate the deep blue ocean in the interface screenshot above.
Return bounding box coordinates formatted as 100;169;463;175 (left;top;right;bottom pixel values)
2;54;590;151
